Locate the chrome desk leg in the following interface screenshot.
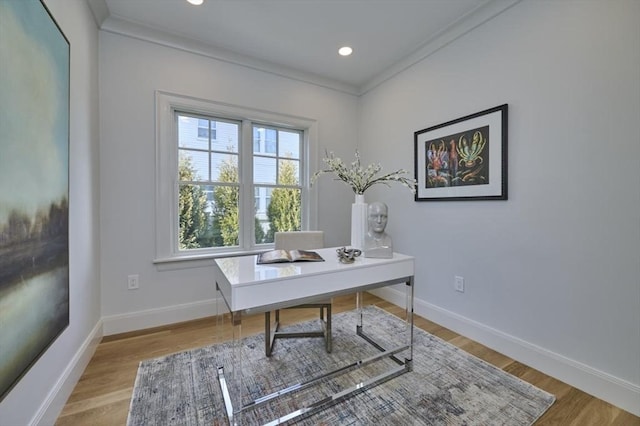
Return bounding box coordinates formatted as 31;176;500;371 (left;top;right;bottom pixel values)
407;276;414;368
356;291;363;328
215;283;244;425
356;277;414;370
218;366;234;425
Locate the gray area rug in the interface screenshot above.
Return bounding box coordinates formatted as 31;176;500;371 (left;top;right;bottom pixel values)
128;306;555;425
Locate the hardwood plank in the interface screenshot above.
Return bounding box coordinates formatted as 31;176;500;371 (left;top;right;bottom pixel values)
536;387;597;425
59;389;132;417
611;410;640;426
569;397;636;426
56;399;130;426
55;294;639;425
449;335;514;369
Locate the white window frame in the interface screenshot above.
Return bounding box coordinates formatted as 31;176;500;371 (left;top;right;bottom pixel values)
154;91;318;264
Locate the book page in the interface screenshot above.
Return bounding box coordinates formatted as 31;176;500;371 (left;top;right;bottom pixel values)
257;250;292;264
289;250;324;262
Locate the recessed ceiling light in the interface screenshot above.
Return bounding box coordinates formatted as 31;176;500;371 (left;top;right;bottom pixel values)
338;46;353;57
187;0;204;5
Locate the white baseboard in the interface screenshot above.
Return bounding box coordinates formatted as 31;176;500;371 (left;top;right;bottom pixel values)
32;320;103;426
368;287;640;417
102;298;220;335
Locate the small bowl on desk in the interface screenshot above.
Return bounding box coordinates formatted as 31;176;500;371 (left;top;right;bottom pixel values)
336;247;362;264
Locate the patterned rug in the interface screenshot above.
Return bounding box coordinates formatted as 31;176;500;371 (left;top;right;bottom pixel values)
127;306;554;425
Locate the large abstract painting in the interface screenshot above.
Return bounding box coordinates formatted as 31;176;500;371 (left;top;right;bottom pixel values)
0;0;69;401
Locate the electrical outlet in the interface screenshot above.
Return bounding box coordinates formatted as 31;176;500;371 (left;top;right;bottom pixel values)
454;276;464;293
127;274;139;290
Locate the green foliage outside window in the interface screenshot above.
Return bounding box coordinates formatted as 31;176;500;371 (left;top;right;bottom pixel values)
178;155;301;250
266;159;300;242
255;216;266;245
178;156;208;249
211;160;239;246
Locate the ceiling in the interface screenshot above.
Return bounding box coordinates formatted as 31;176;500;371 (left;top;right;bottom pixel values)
90;0;516;94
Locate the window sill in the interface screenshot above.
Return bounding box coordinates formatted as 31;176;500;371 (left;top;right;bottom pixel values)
153;249;267;271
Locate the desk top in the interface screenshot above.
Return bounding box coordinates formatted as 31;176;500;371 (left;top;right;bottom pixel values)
213;247;414;313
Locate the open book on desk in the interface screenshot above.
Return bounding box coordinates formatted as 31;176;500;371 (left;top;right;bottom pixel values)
257;249;324;264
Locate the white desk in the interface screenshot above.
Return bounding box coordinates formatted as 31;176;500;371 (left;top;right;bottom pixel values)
213;247;415;425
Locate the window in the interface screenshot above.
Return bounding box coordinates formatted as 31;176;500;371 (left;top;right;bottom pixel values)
155;92;318;262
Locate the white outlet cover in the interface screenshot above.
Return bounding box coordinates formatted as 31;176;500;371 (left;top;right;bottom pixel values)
454;276;464;292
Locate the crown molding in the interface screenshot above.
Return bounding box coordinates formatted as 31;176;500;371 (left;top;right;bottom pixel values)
100;15;360;96
85;0;109;27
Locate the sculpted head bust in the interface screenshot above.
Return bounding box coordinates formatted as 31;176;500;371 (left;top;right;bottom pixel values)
367;201;388;234
364;202;393;258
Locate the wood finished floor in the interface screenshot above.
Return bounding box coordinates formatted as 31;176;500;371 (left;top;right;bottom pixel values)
56;293;639;425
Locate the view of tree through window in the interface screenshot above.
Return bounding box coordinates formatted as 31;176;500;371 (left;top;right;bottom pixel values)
176;114;303;251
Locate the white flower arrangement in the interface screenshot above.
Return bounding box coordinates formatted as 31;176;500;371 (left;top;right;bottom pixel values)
312;150;416;195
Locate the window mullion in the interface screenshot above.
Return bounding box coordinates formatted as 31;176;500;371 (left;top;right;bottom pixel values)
301;129;311;230
240;120;254;249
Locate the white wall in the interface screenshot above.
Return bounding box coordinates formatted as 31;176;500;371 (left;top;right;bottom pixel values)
99;32;359;328
360;0;639;415
2;0;636;423
0;0;102;424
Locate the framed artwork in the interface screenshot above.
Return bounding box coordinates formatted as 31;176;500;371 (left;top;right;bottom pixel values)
0;0;70;401
414;104;508;201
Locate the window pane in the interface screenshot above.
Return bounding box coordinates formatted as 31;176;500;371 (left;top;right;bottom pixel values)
178;115;208;149
265;128;277;154
279;130;300;159
179;149;208;181
252;127;262;153
211;120;238;152
278;158;300;185
253;156;276;184
253;186;271;218
197;119;209;139
179;183;240;249
178;184;216;249
210;184;240;247
254;187;260;212
253;126;277;156
212;153;238;183
259;187;301;244
254;186;272;244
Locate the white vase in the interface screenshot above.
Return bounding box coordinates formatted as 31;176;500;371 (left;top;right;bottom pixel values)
350;194;367;250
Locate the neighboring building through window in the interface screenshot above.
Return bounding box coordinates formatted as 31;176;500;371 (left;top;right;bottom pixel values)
197;118;216;140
